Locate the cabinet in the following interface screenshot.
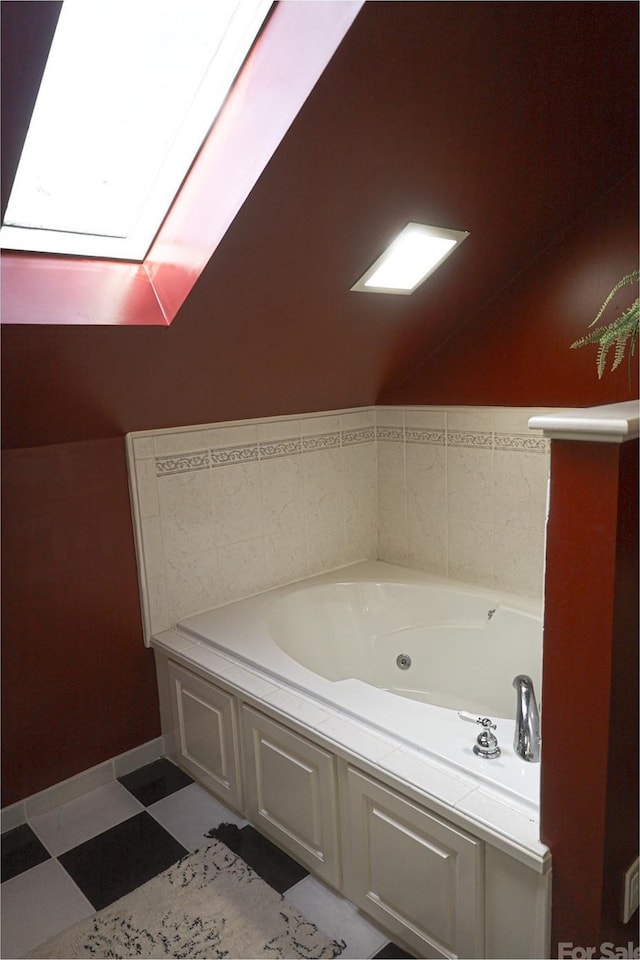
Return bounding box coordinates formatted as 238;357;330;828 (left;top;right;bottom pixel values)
241;705;340;887
156;650;549;958
167;660;242;811
343;767;483;959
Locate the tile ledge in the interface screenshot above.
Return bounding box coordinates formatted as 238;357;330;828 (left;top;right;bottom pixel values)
528;400;639;443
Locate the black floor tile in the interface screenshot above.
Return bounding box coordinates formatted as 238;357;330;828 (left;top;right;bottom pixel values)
118;757;193;806
59;811;188;910
206;822;309;893
1;823;51;882
372;943;415;959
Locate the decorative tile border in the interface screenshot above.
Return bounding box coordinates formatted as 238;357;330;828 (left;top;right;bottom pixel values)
210;444;259;466
151;413;550;478
154;428;376;477
495;433;549;453
258;438;302;460
447;431;493;449
343;426;375;446
156;451;210;476
376;425;404;442
405;428;446;446
302;432;341;452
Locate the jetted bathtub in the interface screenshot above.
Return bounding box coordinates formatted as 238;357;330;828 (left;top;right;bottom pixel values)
175;560;543;809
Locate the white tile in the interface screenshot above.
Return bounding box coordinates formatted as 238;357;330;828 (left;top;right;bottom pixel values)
376;440;406;565
220;664;279;699
148;782;247;852
210;461;263;545
341;408;375;431
154;428;213;456
131;435;155;459
165;548;222;622
404;407;446;430
216;537;268;603
285;875;388;960
158;469;216;559
447;446;494;522
25;761;113;820
379;748;475;807
113;737;165;779
260;455;304;538
315;716;395;763
1;801;25;834
406;442;447;574
447;517;494;588
447;408;493;434
135;457;160;518
209;423;257;448
29;780;144;857
343;442;378;564
302;414;341;437
263;688;332;727
375;406;404;429
455;789;544;853
258;418;301;444
265;529;308;588
0;859;94;959
494;525;545;598
494;449;549;531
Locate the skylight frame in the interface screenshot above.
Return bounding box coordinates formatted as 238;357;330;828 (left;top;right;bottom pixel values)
351;222;469;295
0;0;273;262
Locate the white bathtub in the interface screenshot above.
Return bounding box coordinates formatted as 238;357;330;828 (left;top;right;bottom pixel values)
267;579;541;721
174;560;543;810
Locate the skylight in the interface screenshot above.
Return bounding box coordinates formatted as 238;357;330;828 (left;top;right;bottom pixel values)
351;222;469;295
0;0;271;261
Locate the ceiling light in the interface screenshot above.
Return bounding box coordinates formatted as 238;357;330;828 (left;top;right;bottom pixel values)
351;222;469;295
0;0;271;261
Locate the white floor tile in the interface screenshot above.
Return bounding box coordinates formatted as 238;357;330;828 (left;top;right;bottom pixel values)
1;859;94;959
147;782;247;852
28;780;144;856
285;875;389;959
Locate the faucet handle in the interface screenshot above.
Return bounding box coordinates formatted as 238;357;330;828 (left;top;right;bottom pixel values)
458;711;495;729
458;712;501;759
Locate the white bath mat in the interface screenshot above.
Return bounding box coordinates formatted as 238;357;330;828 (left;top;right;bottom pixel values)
27;840;343;959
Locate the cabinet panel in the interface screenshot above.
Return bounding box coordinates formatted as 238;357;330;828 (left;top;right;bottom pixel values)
344;767;483;959
167;661;242;811
242;705;340;887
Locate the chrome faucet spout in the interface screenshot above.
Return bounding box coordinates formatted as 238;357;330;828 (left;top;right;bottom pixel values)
512;674;541;763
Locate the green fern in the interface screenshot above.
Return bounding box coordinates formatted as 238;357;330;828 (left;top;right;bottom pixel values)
571;269;639;378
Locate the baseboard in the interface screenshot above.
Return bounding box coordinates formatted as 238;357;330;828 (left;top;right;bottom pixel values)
1;737;165;833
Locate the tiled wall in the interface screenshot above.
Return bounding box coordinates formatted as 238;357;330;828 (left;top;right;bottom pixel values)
377;406;551;597
127;405;551;643
127;408;377;641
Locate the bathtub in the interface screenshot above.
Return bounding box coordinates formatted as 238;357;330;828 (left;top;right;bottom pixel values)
173;560;543;810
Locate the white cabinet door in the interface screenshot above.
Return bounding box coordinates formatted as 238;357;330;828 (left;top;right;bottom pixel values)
344;767;483;959
241;705;340;887
167;661;242;811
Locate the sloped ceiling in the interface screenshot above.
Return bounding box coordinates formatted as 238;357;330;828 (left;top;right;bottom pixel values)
1;1;638;448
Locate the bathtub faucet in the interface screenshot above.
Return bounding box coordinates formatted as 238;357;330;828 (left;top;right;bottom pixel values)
512;675;541;763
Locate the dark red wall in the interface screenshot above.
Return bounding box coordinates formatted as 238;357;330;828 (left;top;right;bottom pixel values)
382;171;639;405
541;439;639;951
1;440;159;804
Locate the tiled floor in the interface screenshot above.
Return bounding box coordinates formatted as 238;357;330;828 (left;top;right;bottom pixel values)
1;758;414;960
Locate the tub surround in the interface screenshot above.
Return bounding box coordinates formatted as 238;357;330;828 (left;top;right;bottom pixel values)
168;560;543;814
152;579;551;958
124;406;556;957
126;404;553;646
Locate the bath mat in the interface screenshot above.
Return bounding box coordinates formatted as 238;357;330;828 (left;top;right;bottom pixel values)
27;840;343;959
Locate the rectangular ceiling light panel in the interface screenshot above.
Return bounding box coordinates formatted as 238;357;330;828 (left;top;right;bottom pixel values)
351;222;469;295
0;0;271;260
